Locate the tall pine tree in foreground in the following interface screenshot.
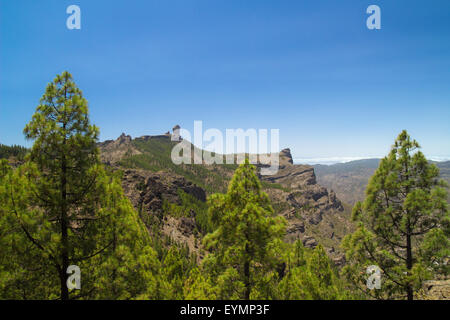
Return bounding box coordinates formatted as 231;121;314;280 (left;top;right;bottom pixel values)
198;159;286;299
0;72;160;299
342;130;449;300
186;161;353;300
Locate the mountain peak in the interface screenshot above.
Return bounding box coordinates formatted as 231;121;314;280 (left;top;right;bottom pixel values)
280;148;293;164
118;132;132;143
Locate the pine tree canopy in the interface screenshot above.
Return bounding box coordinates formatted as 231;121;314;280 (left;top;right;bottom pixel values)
0;72;161;300
342;130;449;300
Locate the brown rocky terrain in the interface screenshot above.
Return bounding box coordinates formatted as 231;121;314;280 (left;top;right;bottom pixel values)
419;279;450;300
98;133;142;164
120;168;206;258
258;148;352;265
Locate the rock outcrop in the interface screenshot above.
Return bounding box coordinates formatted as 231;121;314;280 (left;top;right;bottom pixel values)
98;133;141;164
121;168;207;256
259;148;351;263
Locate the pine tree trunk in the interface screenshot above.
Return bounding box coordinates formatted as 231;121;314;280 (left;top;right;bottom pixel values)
244;241;250;300
60;132;69;300
404;159;413;301
406;231;413;300
244;260;250;300
59;267;68;300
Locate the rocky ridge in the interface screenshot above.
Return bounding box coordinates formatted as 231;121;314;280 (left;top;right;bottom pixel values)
98;133;142;165
258;148;350;264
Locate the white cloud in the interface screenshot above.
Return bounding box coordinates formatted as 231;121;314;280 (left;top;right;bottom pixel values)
293;157;375;165
428;156;450;162
294;155;450;165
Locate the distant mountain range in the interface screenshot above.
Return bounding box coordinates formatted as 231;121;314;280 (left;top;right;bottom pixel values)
313;158;450;205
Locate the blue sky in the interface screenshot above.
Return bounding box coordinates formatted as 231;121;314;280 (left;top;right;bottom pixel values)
1;0;449;163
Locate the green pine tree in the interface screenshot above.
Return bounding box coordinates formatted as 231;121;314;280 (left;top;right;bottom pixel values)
201;159;286;300
0;71;160;300
160;245;197;299
342;130;449;300
183;267;217;300
278;241;353;300
83;170;162;300
302;245;344;299
0;160;59;298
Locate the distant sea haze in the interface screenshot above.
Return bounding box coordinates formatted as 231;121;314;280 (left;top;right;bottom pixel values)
294;156;450;165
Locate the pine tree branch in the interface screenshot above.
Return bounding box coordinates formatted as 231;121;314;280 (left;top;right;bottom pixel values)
363;242;405;288
71;239;114;263
9;181;61;273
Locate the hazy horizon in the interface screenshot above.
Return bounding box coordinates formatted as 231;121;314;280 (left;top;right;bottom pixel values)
294;156;450;165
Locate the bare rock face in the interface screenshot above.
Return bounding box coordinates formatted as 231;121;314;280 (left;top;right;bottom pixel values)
280;148;294;165
98;133;141;164
302;236;318;249
262;164;317;188
419;280;450;300
120;168;206;255
162;216;200;255
332;254;346;267
259;149;351;265
122;169;206;214
286;186;343;225
179;217;196;236
286;221;305;235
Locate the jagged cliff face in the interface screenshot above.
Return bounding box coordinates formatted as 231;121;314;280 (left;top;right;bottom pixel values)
258;149;352;264
99;134;353;265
